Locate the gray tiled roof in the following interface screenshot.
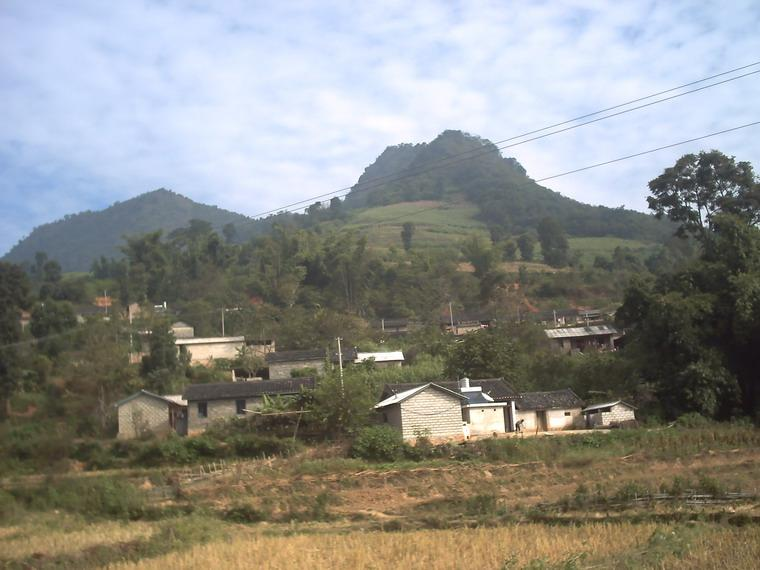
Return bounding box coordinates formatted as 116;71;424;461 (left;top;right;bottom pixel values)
516;388;584;410
184;378;315;401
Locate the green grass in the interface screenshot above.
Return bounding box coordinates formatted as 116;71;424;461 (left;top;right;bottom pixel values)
342;201;489;249
568;236;660;265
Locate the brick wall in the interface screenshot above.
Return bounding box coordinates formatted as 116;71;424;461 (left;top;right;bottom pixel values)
184;341;245;366
399;388;464;439
117;395;171;439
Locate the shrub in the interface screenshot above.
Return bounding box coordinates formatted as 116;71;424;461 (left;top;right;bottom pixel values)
350;426;404;462
11;476;145;519
231;434;300;458
675;413;714;428
223;504;266;523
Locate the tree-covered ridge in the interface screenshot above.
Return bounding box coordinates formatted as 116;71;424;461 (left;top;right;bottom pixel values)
2;189;253;271
345;130;671;241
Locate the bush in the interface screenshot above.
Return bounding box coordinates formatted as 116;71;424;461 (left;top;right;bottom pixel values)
11;476;145;519
223;504;266;523
231;434;300;458
675;413;715;428
350;426;404;462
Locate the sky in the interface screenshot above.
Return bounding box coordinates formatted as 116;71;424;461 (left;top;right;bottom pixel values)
2;0;760;256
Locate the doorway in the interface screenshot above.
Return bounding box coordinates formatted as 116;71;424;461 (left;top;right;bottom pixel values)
536;410;548;432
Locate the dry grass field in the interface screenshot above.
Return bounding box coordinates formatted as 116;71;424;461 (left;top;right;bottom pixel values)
2;427;759;569
110;523;760;570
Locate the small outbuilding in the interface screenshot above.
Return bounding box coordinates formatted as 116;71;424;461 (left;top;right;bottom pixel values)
582;400;636;428
115;390;187;439
544;325;622;354
514;389;585;432
375;383;468;441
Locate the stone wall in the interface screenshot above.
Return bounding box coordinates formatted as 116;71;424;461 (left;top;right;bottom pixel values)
118;395;171;439
399;388;464;439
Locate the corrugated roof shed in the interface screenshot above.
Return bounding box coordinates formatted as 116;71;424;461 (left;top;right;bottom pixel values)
544;325;619;339
516;389;584;410
184;378;315;401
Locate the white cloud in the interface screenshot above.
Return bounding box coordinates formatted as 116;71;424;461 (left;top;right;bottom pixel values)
1;0;759;254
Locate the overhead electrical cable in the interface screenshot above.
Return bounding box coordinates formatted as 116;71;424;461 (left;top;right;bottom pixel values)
250;63;760;218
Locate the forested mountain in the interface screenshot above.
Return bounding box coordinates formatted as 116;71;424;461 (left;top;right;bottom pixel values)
4;130;671;272
345;130;671;241
2;189;253;271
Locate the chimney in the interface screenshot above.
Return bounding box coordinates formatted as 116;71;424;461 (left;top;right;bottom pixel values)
459;377;470;390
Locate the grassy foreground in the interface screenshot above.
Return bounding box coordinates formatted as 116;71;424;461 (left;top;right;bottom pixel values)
1;426;759;569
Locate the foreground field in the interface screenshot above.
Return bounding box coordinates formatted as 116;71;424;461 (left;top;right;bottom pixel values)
112;522;759;570
2;427;759;569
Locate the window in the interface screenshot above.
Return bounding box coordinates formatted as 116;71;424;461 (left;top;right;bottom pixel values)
198;402;208;418
564;411;571;417
236;399;246;415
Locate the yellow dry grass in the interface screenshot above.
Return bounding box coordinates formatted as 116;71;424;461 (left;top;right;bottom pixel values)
667;526;760;569
0;518;156;560
111;523;659;570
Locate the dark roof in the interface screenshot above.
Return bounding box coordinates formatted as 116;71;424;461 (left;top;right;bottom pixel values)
265;348;357;364
381;378;519;401
440;311;494;325
516;389;584;410
184;378;315;401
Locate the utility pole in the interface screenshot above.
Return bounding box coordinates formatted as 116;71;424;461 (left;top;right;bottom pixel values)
336;337;344;394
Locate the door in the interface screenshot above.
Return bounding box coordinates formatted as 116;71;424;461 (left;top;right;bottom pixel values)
537;410;548;432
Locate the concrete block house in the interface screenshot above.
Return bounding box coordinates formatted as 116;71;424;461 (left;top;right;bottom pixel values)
582;400;636;427
374;383;468;441
514;389;585;432
183;377;315;434
115;390;187;439
376;378;521;440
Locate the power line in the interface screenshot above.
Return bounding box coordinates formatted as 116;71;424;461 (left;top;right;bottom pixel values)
367;121;760;227
250;62;760;218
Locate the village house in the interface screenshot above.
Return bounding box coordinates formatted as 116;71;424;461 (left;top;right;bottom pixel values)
440;311;494;335
544;324;622;354
115;390;187;439
175;335;246;365
582;400;637;428
375;317;419;335
265;348;357;380
514;389;585;432
377;378;521;440
355;351;405;368
374;383;468;441
183;377;315;434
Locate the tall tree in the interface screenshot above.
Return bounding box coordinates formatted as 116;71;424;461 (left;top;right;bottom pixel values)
517;234;535;261
537;217;569;268
401;222;415;251
647;150;758;242
0;262;31;416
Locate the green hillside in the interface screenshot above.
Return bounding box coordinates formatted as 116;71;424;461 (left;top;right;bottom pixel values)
345;130;672;242
2;189;253;271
